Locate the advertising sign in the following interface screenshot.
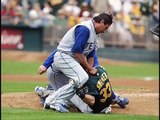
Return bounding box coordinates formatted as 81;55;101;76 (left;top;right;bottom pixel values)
1;28;24;49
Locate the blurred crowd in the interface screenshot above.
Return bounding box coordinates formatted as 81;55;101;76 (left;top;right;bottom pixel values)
1;0;159;49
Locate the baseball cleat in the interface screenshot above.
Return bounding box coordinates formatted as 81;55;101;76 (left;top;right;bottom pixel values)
117;96;129;109
101;105;112;114
44;103;50;109
50;103;69;113
35;86;45;96
35;86;52;98
112;96;129;109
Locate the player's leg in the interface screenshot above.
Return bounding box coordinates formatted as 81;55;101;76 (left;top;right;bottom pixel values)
35;72;70;106
46;67;69;91
54;51;89;87
70;94;93;113
111;91;129;109
44;51;89;112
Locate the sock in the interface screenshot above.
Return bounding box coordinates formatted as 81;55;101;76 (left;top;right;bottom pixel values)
111;91;116;99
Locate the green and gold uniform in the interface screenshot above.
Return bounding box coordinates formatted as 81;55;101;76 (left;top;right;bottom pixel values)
82;66;113;113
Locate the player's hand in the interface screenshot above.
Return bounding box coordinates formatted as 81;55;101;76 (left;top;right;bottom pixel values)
38;65;47;75
88;67;97;75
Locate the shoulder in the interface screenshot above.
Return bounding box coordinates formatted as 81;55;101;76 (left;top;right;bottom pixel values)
75;25;90;33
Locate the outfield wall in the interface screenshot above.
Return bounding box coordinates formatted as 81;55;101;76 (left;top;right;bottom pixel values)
96;47;159;63
42;44;159;63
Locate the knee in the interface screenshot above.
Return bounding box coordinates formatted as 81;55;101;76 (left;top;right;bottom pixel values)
83;73;89;83
77;73;89;87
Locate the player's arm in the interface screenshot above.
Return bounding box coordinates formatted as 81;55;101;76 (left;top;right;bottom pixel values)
38;49;57;74
72;26;97;75
82;94;95;106
87;48;96;67
93;52;99;67
76;88;95;106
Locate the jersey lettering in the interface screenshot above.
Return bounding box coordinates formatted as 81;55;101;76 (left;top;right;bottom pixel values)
84;43;94;51
97;72;108;90
96;72;111;103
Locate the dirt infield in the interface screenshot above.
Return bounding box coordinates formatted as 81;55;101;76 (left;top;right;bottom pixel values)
1;50;159;116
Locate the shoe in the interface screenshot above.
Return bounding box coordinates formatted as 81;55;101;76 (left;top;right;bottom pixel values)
101;105;112;114
50;103;69;113
112;96;129;109
150;24;159;37
35;86;45;96
45;84;54;90
117;96;129;109
35;86;51;97
44;103;50;109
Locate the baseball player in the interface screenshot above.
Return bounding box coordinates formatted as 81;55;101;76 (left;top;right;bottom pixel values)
40;12;114;112
37;49;129;113
36;66;129;113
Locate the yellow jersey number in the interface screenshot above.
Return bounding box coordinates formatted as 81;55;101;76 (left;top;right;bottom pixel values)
99;73;112;103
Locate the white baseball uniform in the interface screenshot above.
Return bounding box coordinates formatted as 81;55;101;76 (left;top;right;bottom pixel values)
45;20;99;109
47;67;93;113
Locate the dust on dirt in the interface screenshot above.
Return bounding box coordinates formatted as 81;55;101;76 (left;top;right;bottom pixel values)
1;50;159;116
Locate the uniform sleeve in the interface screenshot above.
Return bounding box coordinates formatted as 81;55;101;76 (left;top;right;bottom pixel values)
71;25;90;53
43;49;57;68
87;47;95;58
93;52;99;67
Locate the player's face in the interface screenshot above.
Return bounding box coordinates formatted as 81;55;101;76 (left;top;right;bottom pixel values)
96;20;111;34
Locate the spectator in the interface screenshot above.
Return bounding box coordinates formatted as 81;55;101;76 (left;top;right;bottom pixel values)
130;0;141;19
149;0;159;26
79;11;91;22
67;14;80;28
62;0;81;18
26;3;43;28
108;0;122;15
42;2;53;14
47;0;64;15
79;2;91;17
1;0;24;24
61;0;81;28
115;11;133;48
1;1;17;18
122;0;132;16
42;2;55;27
93;0;110;13
54;9;68;26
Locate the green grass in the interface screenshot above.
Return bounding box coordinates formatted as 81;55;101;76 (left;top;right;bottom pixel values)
1;60;159;79
104;62;159;79
1;81;138;94
2;108;158;120
1;59;159;119
1;81;47;93
1;60;41;74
